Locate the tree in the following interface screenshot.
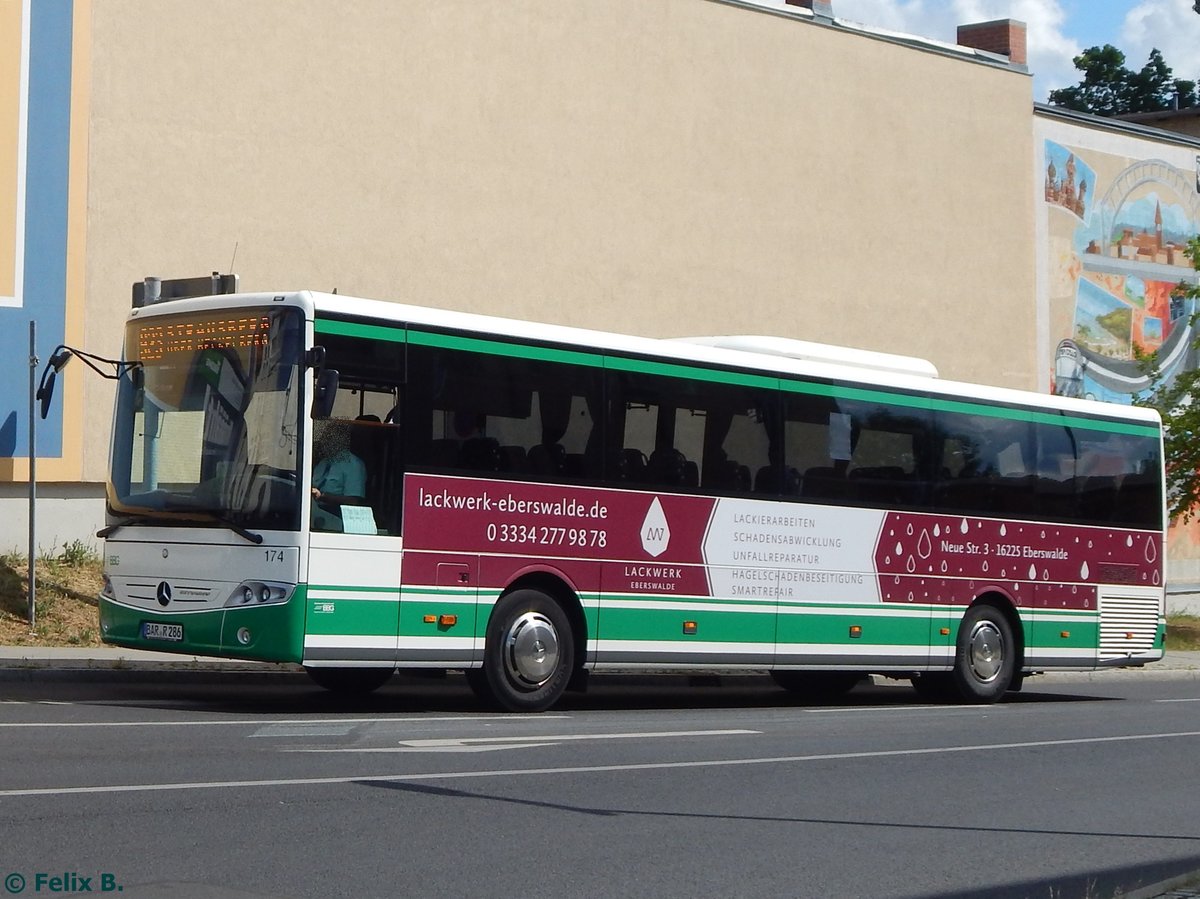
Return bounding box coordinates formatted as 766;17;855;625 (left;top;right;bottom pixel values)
1135;237;1200;521
1048;45;1197;115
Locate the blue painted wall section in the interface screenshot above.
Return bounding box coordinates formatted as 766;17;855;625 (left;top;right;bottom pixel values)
0;0;73;459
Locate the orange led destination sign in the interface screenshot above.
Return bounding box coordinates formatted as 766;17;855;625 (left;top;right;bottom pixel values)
136;315;271;363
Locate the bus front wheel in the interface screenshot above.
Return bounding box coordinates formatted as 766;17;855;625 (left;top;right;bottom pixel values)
476;589;574;712
951;605;1014;703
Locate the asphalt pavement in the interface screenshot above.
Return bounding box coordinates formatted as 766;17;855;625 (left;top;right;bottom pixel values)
1;645;1198;898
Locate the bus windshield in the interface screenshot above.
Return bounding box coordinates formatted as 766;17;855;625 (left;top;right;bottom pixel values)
107;306;305;532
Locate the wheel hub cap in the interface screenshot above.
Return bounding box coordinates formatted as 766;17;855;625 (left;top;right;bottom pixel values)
504;611;560;687
968;621;1004;682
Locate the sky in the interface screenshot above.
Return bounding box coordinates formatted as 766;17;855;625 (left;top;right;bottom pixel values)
825;0;1200;102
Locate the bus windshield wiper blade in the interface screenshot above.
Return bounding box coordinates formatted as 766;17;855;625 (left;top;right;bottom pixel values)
97;512;263;544
96;515;155;538
210;516;264;545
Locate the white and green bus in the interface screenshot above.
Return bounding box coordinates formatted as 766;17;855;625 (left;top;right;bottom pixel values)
98;289;1166;711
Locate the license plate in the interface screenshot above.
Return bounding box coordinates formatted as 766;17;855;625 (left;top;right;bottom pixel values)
141;621;184;642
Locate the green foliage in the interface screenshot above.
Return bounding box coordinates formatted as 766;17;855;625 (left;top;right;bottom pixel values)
1048;45;1197;115
56;539;98;567
1135;236;1200;521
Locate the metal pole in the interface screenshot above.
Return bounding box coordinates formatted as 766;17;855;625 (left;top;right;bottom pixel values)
28;320;36;630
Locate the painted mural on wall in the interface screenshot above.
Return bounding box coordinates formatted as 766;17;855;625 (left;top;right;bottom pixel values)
1042;133;1200;574
1045;142;1200;404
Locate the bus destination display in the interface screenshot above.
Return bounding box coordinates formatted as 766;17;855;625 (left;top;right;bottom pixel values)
137;315;271;362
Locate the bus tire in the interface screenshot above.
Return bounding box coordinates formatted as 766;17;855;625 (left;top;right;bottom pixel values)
304;666;394;694
479;588;574;712
951;604;1014;703
770;670;862;699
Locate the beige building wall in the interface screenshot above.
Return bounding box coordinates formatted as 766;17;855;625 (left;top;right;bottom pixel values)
79;0;1035;485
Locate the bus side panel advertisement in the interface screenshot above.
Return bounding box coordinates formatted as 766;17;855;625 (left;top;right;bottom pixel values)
401;473;1162;609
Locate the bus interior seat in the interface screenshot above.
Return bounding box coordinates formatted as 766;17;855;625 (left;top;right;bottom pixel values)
430;438;459;469
647;447;688;487
783;466;802;495
849;466;909;504
708;459;751;492
753;465;777;494
459;436;502;471
528;443;566;475
563;453;588;477
613;448;648;482
499;445;527;473
801;466;846;499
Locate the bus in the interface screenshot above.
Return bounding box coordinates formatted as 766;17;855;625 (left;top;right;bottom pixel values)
97;289;1166;711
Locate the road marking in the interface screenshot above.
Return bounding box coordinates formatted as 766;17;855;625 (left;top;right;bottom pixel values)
4;729;1200;798
285;728;761;753
252;724;359;738
0;714;570;729
803;705;984;714
1155;698;1200;703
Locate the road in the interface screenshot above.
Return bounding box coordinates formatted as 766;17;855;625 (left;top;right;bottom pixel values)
0;672;1198;899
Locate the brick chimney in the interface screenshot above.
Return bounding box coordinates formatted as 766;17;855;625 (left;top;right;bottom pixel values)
784;0;834;17
957;19;1027;66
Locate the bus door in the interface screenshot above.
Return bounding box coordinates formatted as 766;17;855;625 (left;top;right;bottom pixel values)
304;409;405;667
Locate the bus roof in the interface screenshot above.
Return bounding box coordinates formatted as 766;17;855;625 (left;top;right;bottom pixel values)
129;290;1162;428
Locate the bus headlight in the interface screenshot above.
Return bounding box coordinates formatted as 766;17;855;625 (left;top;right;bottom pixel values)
225;581;293;607
100;575;115;600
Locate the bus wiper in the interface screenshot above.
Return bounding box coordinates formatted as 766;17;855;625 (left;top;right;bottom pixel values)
209;516;264;545
97;513;262;545
96;516;156;538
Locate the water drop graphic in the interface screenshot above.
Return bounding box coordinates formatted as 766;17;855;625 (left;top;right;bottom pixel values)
1144;537;1158;563
917;530;932;559
1126;535;1134;548
960;518;970;535
906;523;914;536
982;561;989;573
639;497;671;558
1028;564;1037;580
941;560;948;573
895;542;903;556
933;524;941;538
999;524;1007;537
906;556;916;573
1042;569;1049;581
1080;561;1090;579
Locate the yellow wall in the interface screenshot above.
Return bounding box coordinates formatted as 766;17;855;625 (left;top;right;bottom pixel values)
80;0;1035;483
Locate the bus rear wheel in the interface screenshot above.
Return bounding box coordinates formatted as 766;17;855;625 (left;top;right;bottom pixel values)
951;605;1014;703
304;666;394;695
475;589;574;712
770;670;863;700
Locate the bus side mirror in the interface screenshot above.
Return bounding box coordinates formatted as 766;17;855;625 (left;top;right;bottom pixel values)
312;369;340;419
36;370;57;419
